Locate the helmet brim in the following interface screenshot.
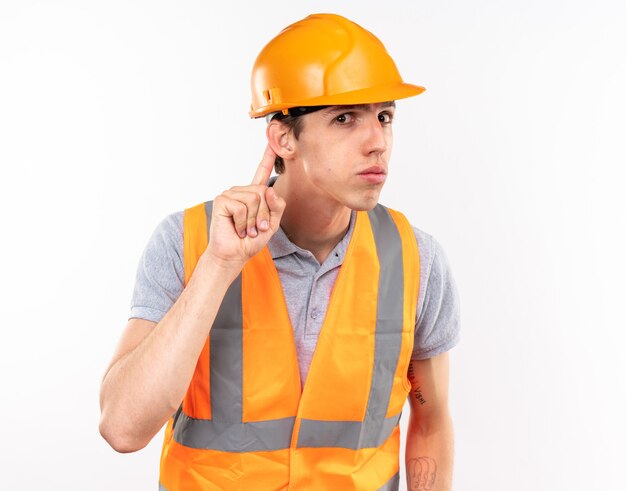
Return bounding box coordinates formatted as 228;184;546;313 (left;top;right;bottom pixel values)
250;83;425;119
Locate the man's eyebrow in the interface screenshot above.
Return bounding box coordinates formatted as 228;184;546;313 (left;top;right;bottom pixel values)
325;101;396;114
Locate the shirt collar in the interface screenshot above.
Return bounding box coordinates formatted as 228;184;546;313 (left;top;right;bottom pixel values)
267;209;356;262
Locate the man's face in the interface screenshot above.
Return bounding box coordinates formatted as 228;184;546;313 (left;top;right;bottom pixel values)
289;102;395;211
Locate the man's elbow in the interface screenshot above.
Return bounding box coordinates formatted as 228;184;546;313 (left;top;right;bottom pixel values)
99;414;149;454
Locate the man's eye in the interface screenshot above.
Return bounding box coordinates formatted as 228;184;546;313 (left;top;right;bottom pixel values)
378;112;393;124
335;113;353;124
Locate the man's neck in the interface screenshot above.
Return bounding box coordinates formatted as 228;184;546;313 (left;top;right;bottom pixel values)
272;175;352;265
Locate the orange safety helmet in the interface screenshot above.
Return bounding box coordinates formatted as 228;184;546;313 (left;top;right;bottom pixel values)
249;13;426;118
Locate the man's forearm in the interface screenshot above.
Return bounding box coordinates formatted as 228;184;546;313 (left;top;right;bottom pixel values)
405;413;454;491
99;256;239;452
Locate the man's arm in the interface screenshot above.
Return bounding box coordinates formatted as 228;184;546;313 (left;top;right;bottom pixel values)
405;353;454;491
99;145;285;453
98;259;241;453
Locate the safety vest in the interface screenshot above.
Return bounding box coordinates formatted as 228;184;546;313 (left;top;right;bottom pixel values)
159;202;419;491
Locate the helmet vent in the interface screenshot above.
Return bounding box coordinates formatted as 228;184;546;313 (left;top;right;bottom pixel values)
263;88;282;104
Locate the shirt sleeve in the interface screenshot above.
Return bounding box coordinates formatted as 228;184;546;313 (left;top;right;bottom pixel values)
411;231;461;360
129;211;185;323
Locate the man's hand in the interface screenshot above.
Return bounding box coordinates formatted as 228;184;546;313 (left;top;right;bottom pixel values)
205;144;286;269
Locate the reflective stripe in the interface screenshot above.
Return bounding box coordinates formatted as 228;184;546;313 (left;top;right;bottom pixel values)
377;471;400;491
362;205;405;447
204;200;213;223
174;411;401;451
173;412;295;451
210;274;243;421
204;201;244;422
161;471;399;490
170;405;183;432
297;413;401;449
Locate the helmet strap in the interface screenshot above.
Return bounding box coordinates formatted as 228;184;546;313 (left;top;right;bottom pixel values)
266;105;329;123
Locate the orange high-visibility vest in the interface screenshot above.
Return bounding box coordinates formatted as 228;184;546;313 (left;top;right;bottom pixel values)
159;202;419;491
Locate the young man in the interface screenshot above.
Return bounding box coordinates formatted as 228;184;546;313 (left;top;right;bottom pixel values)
100;13;460;491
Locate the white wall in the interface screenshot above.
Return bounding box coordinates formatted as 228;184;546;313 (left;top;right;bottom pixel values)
1;1;624;489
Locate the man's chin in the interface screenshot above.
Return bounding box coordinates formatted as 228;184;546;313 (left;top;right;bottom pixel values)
348;197;381;212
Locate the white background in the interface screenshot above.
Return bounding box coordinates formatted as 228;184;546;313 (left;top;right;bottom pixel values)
1;1;625;489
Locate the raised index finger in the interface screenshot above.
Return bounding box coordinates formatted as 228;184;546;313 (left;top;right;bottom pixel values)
251;144;277;186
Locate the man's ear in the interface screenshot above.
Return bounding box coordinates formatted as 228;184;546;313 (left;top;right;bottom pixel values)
266;121;296;159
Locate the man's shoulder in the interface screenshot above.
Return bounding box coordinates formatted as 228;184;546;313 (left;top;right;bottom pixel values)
142;211;185;258
408;223;454;285
410;224;433;257
155;210;184;239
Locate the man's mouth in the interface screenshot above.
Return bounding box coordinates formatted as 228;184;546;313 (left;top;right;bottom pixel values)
358;166;387;184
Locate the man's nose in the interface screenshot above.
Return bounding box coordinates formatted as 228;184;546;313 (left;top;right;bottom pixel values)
363;116;388;155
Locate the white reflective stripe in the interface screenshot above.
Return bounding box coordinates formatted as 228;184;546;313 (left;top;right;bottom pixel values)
161;470;399;489
173;411;295;452
160;470;399;489
204;201;245;422
173;412;400;452
210;273;243;421
362;205;405;447
297;413;401;449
